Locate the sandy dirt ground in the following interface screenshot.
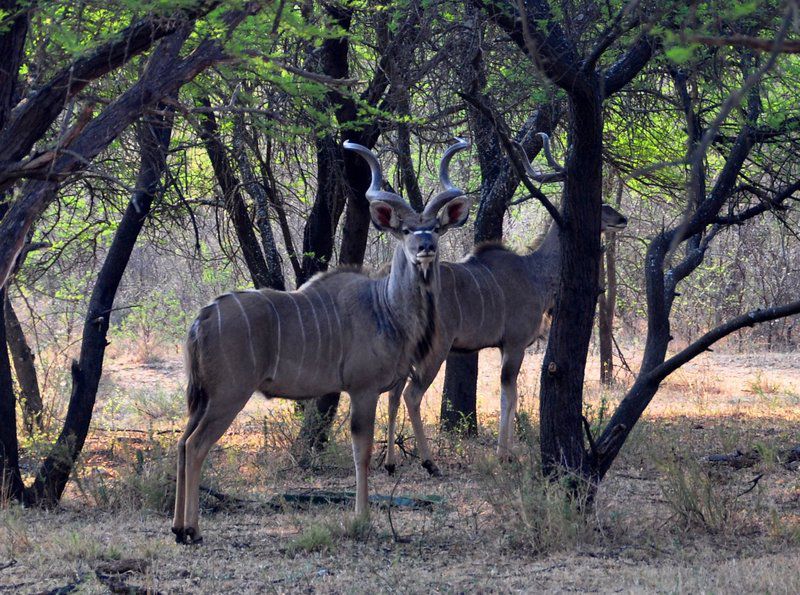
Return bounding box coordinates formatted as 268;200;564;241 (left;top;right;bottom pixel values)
1;348;799;593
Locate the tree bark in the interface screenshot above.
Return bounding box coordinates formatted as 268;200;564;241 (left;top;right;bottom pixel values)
26;108;174;506
4;296;42;432
440;352;479;434
598;178;621;385
0;0;29;132
0;207;25;502
473;0;653;481
597;233;616;385
293;1;399;460
196;97;273;290
539;82;604;478
232;118;286;291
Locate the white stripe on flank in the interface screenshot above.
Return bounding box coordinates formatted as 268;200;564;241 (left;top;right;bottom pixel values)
213;299;232;375
307;286;332;365
463;266;485;329
325;287;345;379
248;290;281;380
477;262;506;324
443;264;463;330
291;297;306;385
231;293;257;368
299;291;321;384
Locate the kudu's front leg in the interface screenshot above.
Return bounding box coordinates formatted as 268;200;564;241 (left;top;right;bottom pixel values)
384;381;405;475
350;392;380;517
403;373;442;477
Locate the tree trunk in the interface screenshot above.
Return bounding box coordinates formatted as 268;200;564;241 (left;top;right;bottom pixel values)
0;1;31;500
0;281;25;501
232;119;285;291
0;0;29;131
539;83;604;478
26;109;174;506
4;296;42;432
440;352;479;434
196;96;273;290
598;231;617;385
299;136;348;284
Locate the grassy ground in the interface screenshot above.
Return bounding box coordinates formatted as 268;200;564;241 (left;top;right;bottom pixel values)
1;348;799;593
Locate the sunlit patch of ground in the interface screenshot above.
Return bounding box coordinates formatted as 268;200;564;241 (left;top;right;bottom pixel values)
2;348;799;593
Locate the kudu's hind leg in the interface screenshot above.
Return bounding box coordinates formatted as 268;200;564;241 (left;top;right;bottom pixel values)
497;349;524;461
181;394;248;544
384;382;405;475
172;410;203;543
404;374;442;477
350;392;379;517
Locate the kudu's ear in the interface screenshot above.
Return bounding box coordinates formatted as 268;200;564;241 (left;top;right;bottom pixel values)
369;200;402;232
436;196;471;232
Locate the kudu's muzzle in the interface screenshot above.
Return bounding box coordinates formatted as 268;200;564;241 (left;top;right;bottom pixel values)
414;230;436;281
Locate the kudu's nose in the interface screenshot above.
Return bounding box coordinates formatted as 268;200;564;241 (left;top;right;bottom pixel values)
415;232;436;256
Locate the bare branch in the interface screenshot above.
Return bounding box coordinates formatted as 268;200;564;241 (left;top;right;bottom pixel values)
584;0;641;72
692;34;800;54
644;300;800;386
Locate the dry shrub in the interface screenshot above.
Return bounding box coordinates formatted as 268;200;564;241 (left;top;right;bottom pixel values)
658;456;737;534
0;504;33;559
477;413;599;554
259;405;354;474
77;437;177;513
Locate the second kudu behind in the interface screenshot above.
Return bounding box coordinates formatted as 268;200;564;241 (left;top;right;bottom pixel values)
385;136;627;476
172;139;471;544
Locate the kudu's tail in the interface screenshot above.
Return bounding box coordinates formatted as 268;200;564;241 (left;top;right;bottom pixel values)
185;320;208;417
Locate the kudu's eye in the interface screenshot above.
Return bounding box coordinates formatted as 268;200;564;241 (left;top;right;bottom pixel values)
402;229;410;235
433;225;441;233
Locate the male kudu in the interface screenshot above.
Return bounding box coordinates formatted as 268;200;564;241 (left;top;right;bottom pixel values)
172;140;471;544
384;136;627;476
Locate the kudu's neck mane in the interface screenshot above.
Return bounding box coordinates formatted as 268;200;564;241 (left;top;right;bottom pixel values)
382;243;439;365
521;218;562;281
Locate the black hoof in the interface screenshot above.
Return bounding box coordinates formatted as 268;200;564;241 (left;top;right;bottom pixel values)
421;460;442;478
385;463;396;476
172;527;186;544
184;527;203;545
